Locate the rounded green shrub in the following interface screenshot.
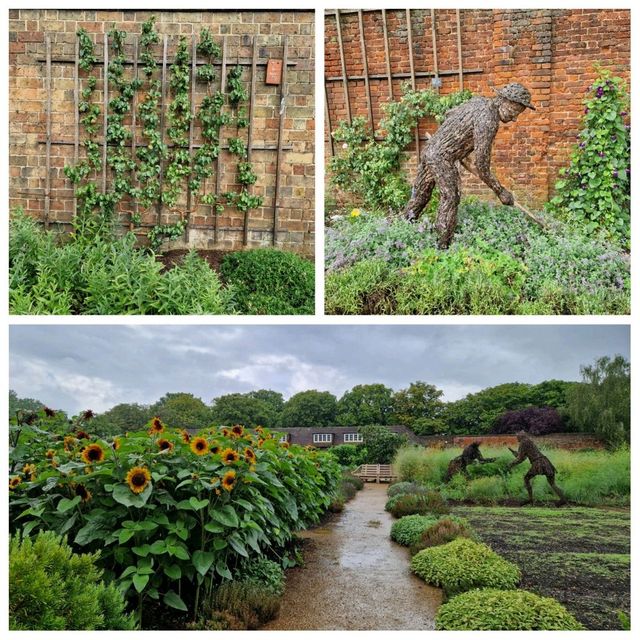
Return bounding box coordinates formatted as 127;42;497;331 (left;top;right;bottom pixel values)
409;517;474;555
220;248;314;315
385;490;449;518
387;480;427;497
390;514;439;546
410;538;521;596
435;588;584;630
342;473;364;491
9;531;134;630
240;557;285;597
207;581;281;629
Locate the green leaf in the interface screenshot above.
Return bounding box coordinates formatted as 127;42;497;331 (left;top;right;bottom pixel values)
192;550;215;576
132;544;151;557
189;497;209;511
216;560;232;580
119;529;136;544
112;483;153;508
133;573;149;593
57;496;81;513
150;539;167;555
164;564;182;580
204;523;224;534
212;539;227;551
164;590;188;612
228;533;248;557
211;505;239;528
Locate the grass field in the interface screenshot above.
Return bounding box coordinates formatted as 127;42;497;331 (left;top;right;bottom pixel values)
453;505;630;630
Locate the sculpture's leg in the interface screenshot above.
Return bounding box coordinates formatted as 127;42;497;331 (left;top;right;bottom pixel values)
404;158;435;222
434;160;461;249
523;469;535;504
547;473;567;505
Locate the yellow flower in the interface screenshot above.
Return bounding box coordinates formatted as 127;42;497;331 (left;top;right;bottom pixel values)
113;437;121;450
75;484;92;503
157;438;174;453
148;417;164;435
63;435;76;451
221;448;240;465
350;208;361;217
244;447;256;463
45;449;56;459
221;470;237;492
180;429;191;443
190;437;208;455
210;441;221;455
81;443;105;464
231;424;245;438
9;476;21;490
22;463;36;481
125;466;151;494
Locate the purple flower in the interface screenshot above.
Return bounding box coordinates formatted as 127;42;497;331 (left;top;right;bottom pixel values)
613;170;619;178
611;135;617;141
596;87;604;98
621;111;628;116
579;142;586;149
584;107;589;114
599;151;605;158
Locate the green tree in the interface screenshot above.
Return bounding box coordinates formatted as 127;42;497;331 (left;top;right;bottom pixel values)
278;390;338;428
392;381;444;431
211;392;279;428
565;355;630;448
528;379;576;409
9;390;44;418
90;403;151;437
337;384;395;426
246;389;284;416
359;425;407;464
149;392;212;430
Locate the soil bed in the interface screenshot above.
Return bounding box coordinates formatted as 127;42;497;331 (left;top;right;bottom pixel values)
265;483;441;630
159;249;229;273
454;505;630;630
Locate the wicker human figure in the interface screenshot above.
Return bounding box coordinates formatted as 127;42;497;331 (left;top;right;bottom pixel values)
508;432;567;505
445;441;496;482
405;83;536;248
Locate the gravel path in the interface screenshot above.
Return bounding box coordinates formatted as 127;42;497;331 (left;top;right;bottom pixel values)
265;483;441;630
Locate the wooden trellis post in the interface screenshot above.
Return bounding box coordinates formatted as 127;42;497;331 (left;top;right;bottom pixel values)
44;35;52;229
130;36;139;230
381;9;393;100
73;36;79;219
102;34;108;194
244;35;258;246
272;35;288;246
185;34;197;240
325;83;334;156
214;35;227;245
456;9;464;91
430;9;440;93
334;10;351;125
405;9;420;163
357;10;374;131
156;34;168;223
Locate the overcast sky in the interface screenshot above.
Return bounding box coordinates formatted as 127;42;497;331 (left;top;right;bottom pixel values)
9;324;629;415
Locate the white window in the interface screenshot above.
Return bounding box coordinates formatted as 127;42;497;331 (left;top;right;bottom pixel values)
343;433;363;443
278;434;289;443
313;433;333;444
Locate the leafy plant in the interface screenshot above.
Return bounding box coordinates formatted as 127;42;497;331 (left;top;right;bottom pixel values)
390;514;439;547
546;68;630;248
435;588;584;630
205;581;280;629
10;530;134;630
147;219;187;251
409;517;475;555
410;538;521;596
240;557;285;597
385;490;449;518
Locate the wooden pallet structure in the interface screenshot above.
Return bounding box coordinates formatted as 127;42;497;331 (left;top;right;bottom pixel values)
353;464;397;483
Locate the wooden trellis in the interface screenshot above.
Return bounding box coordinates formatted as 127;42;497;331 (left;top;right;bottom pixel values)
40;32;296;246
324;8;484;162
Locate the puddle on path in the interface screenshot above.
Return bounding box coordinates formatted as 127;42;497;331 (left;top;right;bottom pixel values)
265;483;442;630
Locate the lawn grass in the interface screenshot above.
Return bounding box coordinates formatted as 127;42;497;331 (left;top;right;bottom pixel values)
453;505;630;630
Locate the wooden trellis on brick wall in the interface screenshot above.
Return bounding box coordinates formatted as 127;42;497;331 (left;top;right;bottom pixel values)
324;8;483;162
39;31;295;246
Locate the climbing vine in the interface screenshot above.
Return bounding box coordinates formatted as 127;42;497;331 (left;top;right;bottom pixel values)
136;16;166;210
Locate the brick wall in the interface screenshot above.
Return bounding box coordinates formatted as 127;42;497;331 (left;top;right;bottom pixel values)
9;9;315;256
325;8;629;209
422;433;604;451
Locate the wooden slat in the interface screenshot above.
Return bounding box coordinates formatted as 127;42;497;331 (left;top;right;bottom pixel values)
405;9;420;163
185;35;197;239
325;67;483;83
456;9;464;91
73;36;79;219
334;9;351;124
272;35;287;246
324;83;334;157
357;9;373;131
431;9;440;93
214;35;227;245
381;9;393;100
156;34;168;223
130;35;139;230
102;34;109;194
44;36;52;229
244;35;258;246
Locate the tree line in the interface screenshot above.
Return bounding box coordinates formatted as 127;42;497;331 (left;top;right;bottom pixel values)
9;355;630;447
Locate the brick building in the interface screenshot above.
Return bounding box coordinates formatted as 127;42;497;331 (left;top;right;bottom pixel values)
325;8;630;209
276;425;425;448
9;9;315;256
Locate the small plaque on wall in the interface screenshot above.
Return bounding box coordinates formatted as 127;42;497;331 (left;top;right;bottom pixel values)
266;59;283;85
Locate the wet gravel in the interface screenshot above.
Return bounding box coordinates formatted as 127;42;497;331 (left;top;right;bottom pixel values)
265;483;442;630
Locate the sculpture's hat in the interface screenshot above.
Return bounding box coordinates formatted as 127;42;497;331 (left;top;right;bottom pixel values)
494;83;536;110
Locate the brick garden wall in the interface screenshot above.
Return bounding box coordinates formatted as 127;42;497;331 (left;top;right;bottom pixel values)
9;9;315;256
422;433;604;451
325;8;630;209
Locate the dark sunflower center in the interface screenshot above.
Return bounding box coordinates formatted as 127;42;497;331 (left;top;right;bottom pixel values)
196;441;206;451
88;448;101;461
132;473;147;486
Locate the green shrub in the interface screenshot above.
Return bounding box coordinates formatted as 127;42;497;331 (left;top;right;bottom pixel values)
240;558;285;597
390;514;439;547
325;259;398;314
435;588;584;630
410;538;521;596
329;444;364;468
385;490;449;518
220;248;314;315
9;531;134;630
388;480;427;497
339;479;358;501
410;517;474;555
207;581;281;629
342;473;364;491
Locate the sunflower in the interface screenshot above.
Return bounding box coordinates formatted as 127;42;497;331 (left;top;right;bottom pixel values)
45;449;56;459
180;429;191;443
76;430;90;440
112;437;121;450
126;466;151;494
210;441;221;455
22;463;36;481
221;448;240;465
148;417;164;435
63;435;77;451
81;443;105;464
44;407;56;417
244;447;256;463
82;409;95;421
231;425;244;438
190;437;209;455
281;441;290;449
157;438;174;453
255;426;264;434
257;438;265;447
221;469;237;492
9;476;21;490
75;484;92;503
221;428;230;438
